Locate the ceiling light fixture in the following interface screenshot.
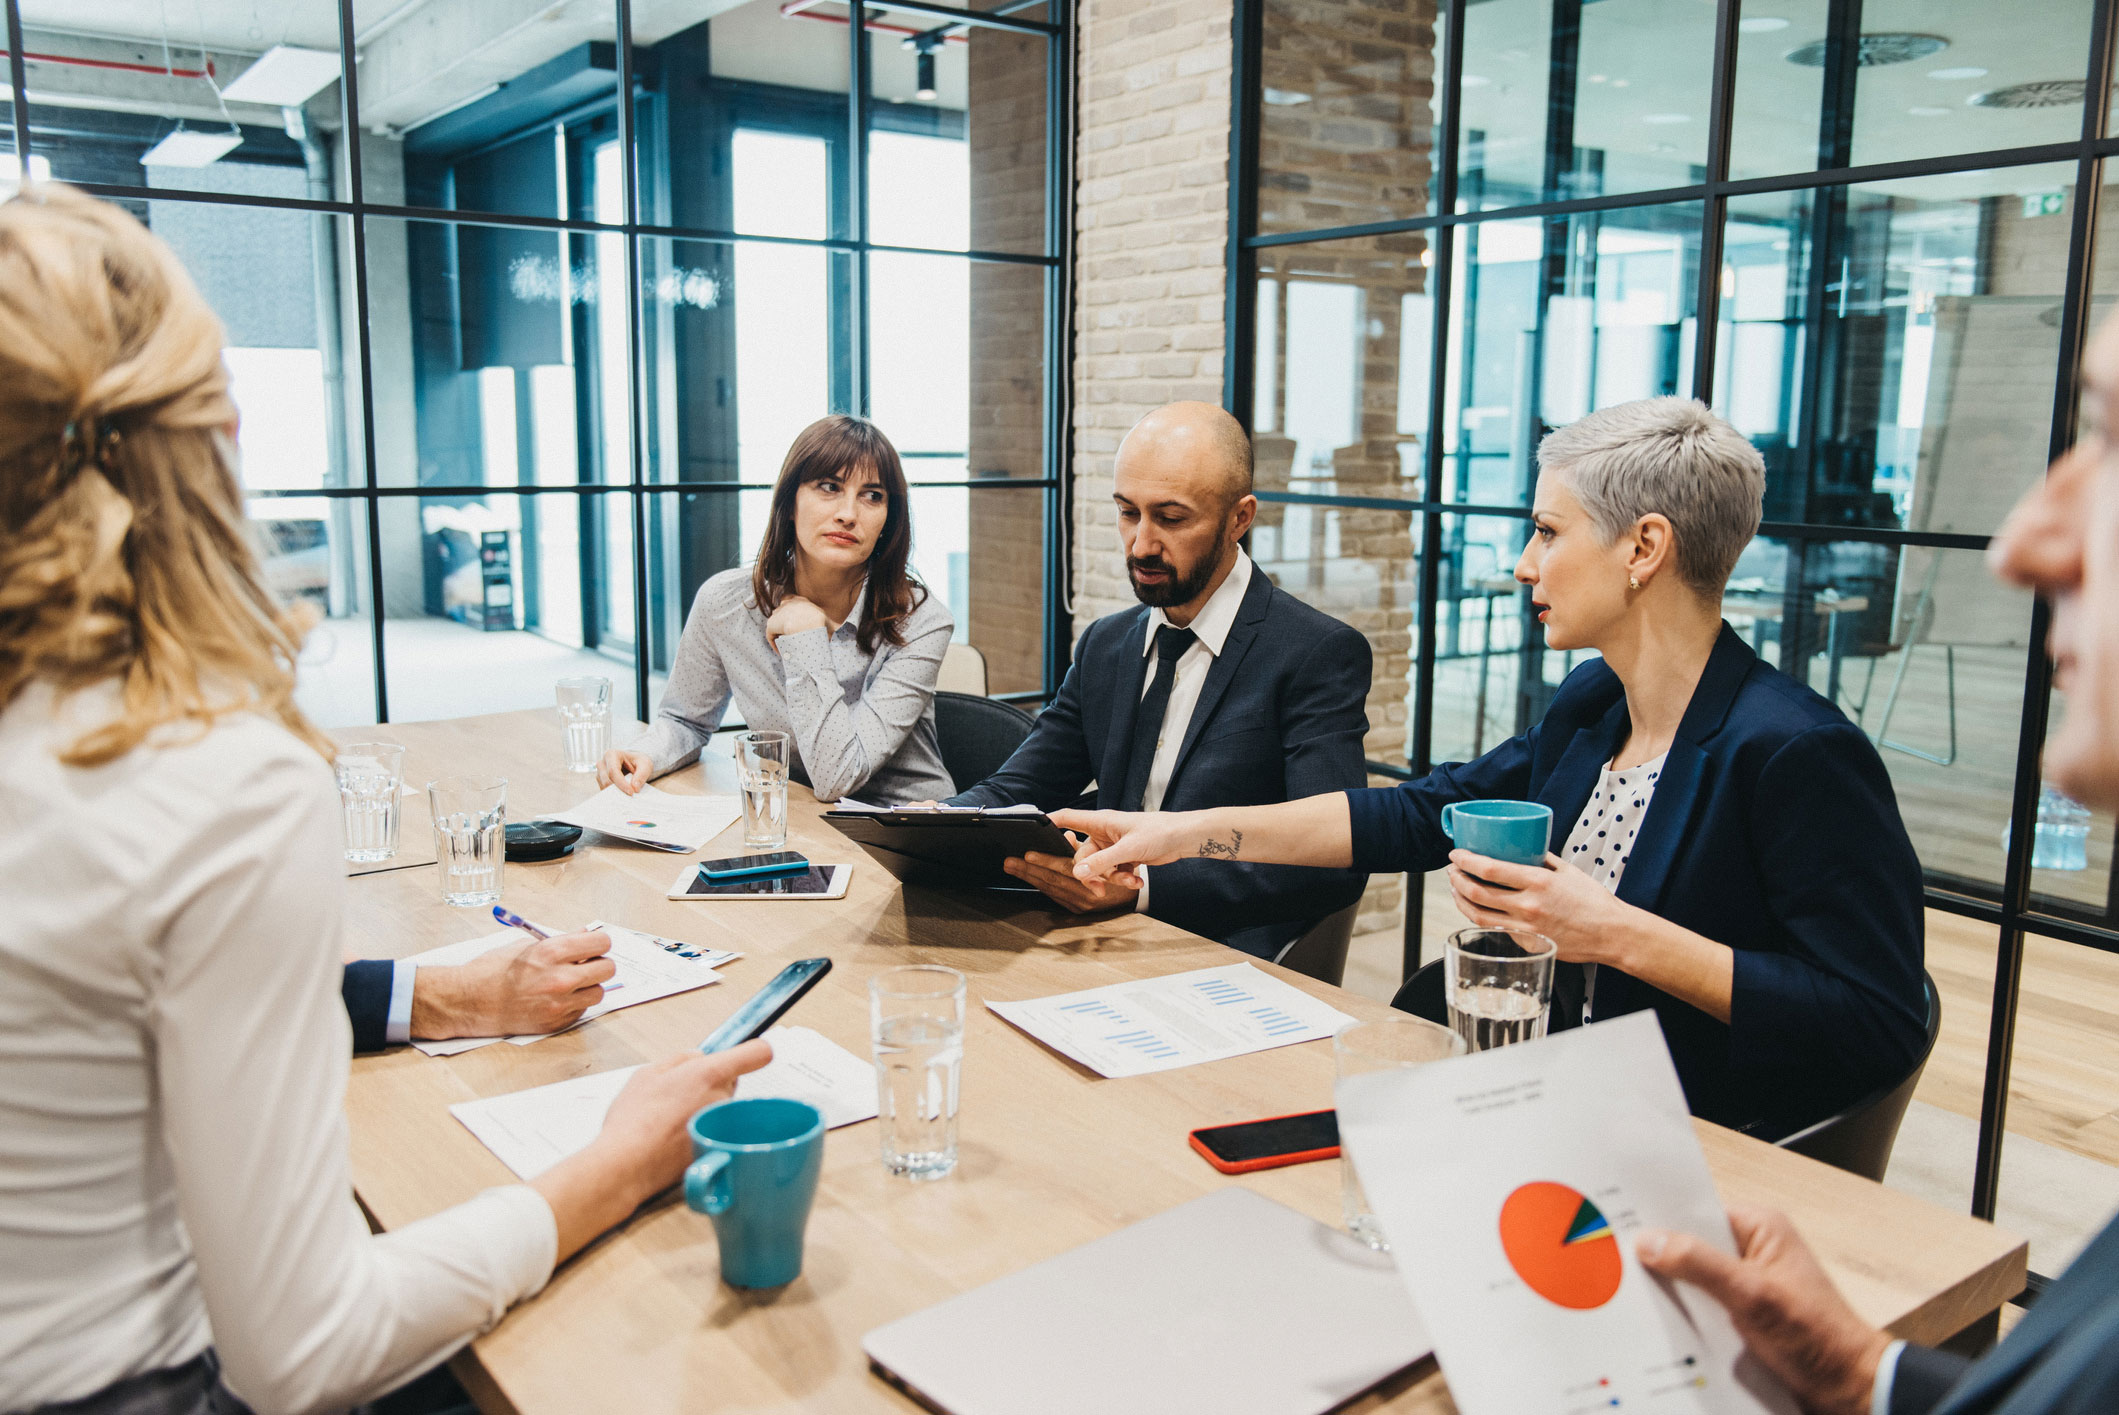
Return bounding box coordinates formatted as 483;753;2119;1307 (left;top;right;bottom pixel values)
1738;16;1790;33
1461;74;1491;87
1908;105;1950;116
1785;33;1948;68
1641;112;1692;125
1262;87;1312;105
220;45;341;107
903;30;946;102
1927;66;1988;81
141;126;243;167
1973;80;2085;109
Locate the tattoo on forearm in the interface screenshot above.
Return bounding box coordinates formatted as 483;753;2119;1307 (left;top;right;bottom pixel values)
1197;830;1243;860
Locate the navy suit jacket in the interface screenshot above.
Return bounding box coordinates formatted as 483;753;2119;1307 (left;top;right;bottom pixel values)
947;567;1371;958
341;960;393;1054
1889;1207;2119;1414
1348;624;1927;1137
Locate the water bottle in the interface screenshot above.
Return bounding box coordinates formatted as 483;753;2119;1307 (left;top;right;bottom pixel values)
2000;785;2092;871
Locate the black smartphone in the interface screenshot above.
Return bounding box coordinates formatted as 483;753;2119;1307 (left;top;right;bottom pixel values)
698;850;810;882
1187;1109;1341;1174
698;958;832;1053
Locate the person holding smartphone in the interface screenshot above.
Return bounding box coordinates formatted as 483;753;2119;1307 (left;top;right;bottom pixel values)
0;186;774;1415
597;415;955;806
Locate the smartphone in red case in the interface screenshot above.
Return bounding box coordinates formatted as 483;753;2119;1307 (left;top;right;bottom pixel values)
1187;1108;1341;1174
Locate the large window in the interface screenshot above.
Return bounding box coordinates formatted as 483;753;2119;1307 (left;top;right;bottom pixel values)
6;0;1067;729
1235;0;2116;1271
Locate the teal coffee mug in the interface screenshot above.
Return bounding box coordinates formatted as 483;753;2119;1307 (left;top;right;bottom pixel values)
1439;799;1553;866
685;1096;826;1289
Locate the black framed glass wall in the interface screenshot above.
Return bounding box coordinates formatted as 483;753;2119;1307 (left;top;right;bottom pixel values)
1232;0;2119;1251
4;0;1070;729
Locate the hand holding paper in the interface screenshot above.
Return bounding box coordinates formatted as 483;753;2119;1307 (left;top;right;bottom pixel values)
1335;1011;1797;1415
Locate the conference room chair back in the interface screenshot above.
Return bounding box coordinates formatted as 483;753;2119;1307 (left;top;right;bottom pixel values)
1390;960;1941;1181
1775;970;1941;1183
937;642;991;697
932;690;1037;799
1277;901;1361;987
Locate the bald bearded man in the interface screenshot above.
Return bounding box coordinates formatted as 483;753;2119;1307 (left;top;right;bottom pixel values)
944;401;1371;959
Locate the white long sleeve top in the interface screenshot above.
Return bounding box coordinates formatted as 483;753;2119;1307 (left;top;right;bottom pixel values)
630;568;956;804
0;682;556;1414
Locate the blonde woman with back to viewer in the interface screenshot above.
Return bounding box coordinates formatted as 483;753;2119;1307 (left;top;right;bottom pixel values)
0;185;770;1415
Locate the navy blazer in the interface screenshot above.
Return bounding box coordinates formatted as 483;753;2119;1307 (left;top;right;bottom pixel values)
948;566;1371;958
1348;624;1927;1137
1887;1206;2119;1414
341;960;393;1054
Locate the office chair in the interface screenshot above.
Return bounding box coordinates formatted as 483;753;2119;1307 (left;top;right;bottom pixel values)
1276;901;1360;987
932;690;1036;797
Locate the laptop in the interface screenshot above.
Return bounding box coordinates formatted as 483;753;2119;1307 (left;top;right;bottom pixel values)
862;1187;1431;1415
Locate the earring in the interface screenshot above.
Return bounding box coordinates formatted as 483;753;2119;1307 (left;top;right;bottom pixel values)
1629;575;1642;591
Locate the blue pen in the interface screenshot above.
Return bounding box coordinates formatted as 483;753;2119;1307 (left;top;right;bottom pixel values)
491;907;623;988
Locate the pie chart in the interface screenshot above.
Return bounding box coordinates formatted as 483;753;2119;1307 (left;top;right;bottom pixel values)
1498;1181;1623;1310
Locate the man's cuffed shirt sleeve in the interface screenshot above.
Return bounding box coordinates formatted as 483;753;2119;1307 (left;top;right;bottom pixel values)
386;959;417;1046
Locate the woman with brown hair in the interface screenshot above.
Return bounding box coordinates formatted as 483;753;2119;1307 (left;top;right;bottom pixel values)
0;185;770;1415
598;414;955;803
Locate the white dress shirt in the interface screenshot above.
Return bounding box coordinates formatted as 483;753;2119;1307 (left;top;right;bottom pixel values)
1132;550;1254;910
0;682;556;1414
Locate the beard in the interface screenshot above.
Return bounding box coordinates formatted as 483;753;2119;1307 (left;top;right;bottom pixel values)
1128;521;1230;608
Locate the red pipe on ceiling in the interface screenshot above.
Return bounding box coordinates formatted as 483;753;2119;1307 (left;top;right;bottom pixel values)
1;49;215;80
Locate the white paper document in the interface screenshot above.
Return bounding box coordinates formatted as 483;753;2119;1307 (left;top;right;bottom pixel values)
1335;1011;1797;1415
449;1025;878;1179
408;921;737;1056
549;782;743;852
986;963;1355;1078
834;798;1041;816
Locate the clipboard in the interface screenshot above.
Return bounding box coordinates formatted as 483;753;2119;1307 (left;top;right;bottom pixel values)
821;807;1077;890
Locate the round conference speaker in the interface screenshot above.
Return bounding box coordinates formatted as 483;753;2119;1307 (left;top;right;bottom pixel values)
505;820;582;862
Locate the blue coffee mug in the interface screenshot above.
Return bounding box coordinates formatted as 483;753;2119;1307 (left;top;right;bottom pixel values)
685;1096;826;1289
1440;799;1553;866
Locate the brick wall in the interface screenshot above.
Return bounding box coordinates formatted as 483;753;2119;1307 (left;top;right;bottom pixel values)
968;29;1052;695
1072;0;1234;629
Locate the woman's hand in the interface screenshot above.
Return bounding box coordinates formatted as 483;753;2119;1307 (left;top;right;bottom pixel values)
1444;851;1636;965
1053;808;1215;891
597;748;654;794
530;1039;774;1263
764;595;830;651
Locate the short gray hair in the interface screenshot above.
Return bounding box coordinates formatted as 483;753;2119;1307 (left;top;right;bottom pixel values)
1536;397;1764;596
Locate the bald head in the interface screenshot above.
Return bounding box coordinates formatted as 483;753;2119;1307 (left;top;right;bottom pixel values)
1114;401;1254;508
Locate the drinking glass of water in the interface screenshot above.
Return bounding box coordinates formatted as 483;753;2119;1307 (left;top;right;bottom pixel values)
555;676;612;773
870;965;966;1180
1445;927;1557;1052
428;776;506;907
736;730;790;850
336;742;404;863
1334;1016;1465;1249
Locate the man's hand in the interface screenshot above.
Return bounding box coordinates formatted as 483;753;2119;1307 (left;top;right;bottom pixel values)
597;748;655;794
1004;849;1140;914
764;595;830;651
411;930;618;1039
1636;1204;1890;1415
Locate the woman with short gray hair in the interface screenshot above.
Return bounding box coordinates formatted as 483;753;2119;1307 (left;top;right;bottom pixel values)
1061;396;1928;1140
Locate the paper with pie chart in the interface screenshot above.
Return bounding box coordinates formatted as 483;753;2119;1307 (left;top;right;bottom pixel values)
1337;1011;1797;1415
552;782;742;852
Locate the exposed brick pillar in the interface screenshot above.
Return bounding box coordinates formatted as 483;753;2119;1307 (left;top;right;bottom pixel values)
969;29;1052;696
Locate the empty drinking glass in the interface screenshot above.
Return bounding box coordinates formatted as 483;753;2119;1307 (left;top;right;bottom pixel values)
336;743;404;863
871;965;966;1180
1334;1016;1465;1249
556;676;612;773
428;776;506;907
736;731;790;850
1445;927;1557;1052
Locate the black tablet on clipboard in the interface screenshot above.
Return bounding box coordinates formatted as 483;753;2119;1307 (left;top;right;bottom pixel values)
821;806;1077;890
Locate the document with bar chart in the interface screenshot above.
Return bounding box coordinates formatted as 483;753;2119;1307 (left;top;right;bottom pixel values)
986;964;1357;1078
1336;1012;1797;1415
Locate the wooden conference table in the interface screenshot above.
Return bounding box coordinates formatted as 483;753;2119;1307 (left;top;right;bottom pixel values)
336;709;2026;1415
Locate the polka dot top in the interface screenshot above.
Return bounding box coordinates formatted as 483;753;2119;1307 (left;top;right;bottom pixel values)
1562;752;1666;1021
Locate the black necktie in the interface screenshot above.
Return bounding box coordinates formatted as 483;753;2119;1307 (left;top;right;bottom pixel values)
1117;625;1197;812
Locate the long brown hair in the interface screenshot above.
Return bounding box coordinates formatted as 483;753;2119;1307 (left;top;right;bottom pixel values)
0;184;329;765
750;415;923;655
